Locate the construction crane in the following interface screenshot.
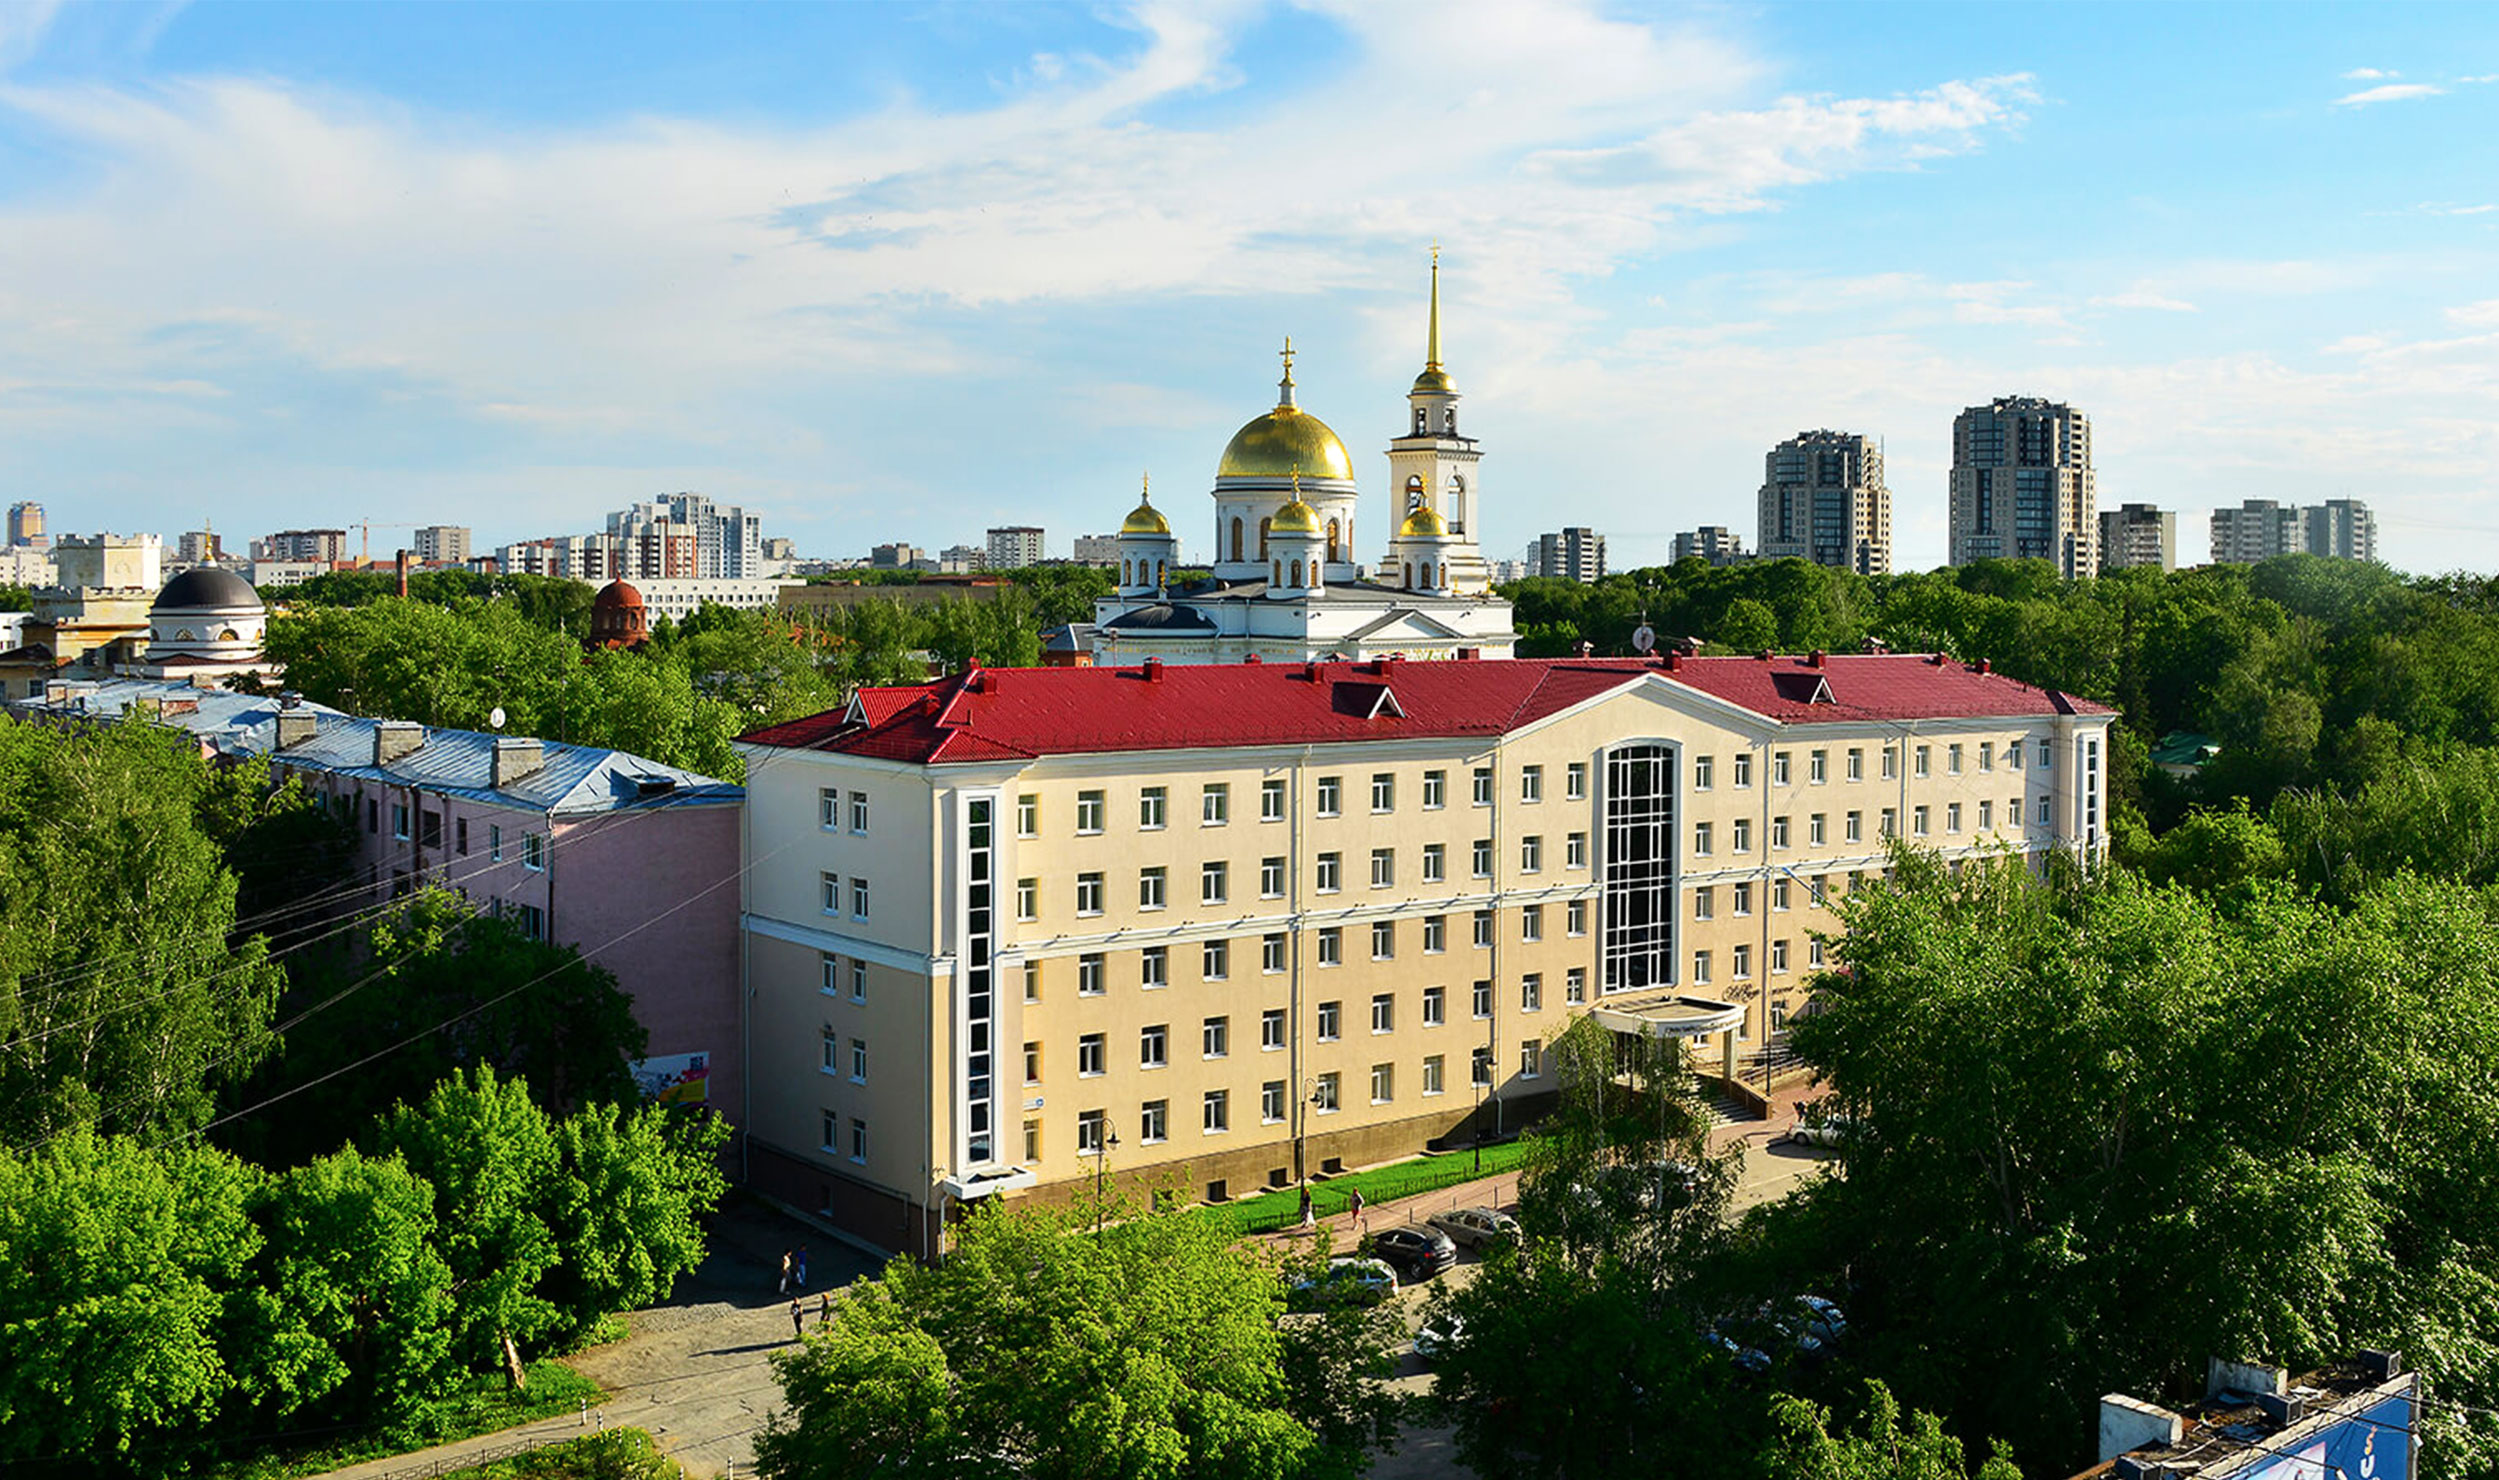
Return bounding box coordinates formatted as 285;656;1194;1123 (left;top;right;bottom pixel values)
355;520;420;566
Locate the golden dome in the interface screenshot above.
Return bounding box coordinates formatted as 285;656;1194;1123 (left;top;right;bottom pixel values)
1411;366;1455;396
1270;497;1323;536
1399;504;1450;538
1218;405;1354;481
1120;477;1170;535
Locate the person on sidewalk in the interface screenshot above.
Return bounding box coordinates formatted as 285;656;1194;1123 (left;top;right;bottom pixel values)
1349;1188;1365;1231
790;1299;804;1341
795;1244;810;1289
818;1292;833;1327
778;1248;792;1295
1299;1187;1314;1228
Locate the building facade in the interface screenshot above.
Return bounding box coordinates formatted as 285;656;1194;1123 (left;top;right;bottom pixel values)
623;577;801;623
1756;430;1891;574
1534;528;1607;583
253;529;350;564
1673;527;1749;567
986;527;1045;570
736;652;2114;1251
175;530;226;565
1070;534;1120;566
53;533;163;593
8;501;45;547
1948;398;2097;578
607;494;764;580
2098;503;2176;572
2209;498;2378;564
414;526;473;564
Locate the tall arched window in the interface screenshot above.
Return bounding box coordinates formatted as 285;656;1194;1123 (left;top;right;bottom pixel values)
1442;408;1456;433
1272;559;1282;585
1258;518;1271;559
1291;558;1304;588
1403;561;1414;589
1230;517;1244;562
1326;518;1341;564
1415;409;1426;433
1405;474;1425;511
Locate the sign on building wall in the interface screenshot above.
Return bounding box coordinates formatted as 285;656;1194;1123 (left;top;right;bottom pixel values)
632;1051;710;1108
2243;1392;2411;1480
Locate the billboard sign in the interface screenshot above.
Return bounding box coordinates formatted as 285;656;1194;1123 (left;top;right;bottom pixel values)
631;1051;710;1108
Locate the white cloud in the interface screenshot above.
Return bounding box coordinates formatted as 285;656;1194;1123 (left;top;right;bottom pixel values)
2335;82;2445;106
2342;67;2398;80
2450;299;2499;328
2090;290;2199;313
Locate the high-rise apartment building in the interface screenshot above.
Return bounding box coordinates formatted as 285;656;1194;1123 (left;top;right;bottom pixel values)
607;494;763;580
8;502;45;548
1672;527;1748;567
252;529;349;564
413;526;472;564
176;530;226;565
1947;398;2096;578
1071;534;1120;566
2211;499;2377;564
1757;430;1890;574
986;527;1045;570
1534;528;1607;583
2097;503;2176;572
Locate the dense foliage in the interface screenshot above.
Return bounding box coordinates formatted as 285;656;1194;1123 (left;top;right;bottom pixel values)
754;1196;1402;1480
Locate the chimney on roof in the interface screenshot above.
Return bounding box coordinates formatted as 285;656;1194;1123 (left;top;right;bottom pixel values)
1457;647;1480;661
492;737;544;788
2097;1393;2185;1464
1142;657;1163;683
1863;637;1889;655
373;720;425;765
1576;641;1594;658
1664;649;1683;671
1302;660;1319;680
1757;649;1774;662
1808;649;1826;668
1929;652;1947;666
275;709;319;749
1976;657;1992;675
395;549;410;598
1244;653;1263;664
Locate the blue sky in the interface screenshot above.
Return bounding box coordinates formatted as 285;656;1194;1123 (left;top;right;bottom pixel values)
0;2;2493;573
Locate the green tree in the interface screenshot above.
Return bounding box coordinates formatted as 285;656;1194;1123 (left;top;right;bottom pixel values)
754;1196;1401;1480
540;1099;729;1345
1757;1382;2019;1480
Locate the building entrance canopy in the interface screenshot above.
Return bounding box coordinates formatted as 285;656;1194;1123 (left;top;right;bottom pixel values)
1590;993;1746;1040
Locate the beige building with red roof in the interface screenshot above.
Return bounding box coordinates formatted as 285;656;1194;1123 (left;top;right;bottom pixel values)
736;651;2113;1253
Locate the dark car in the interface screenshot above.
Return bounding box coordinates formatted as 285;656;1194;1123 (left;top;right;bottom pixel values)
1367;1226;1459;1282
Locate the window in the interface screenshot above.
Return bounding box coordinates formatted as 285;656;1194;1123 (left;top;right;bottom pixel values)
1567;832;1588;869
1915;745;1931;779
1025;1118;1042;1161
1202;1016;1229;1058
1371;993;1395;1033
2038;738;2052;768
1810;749;1828;784
1521;975;1543;1012
1733;753;1753;788
1880;808;1897;838
1732;818;1752;853
1078;1110;1105;1154
1140;1024;1168;1068
822;1031;838;1074
1846;810;1863;843
1980;800;1994;830
850;791;870;833
1566;967;1588;1004
2009;740;2025;770
1980;742;1995;773
1913;806;1930;837
490;824;503;861
1472;979;1493;1018
1520;1040;1543;1079
851;1039;869;1082
1079;954;1105;995
821;951;841;995
1695;885;1714;920
821;871;841;914
1566;762;1588;800
524;833;545;872
1773;752;1792;786
1313;1072;1340;1113
2010;797;2025;826
1023;1042;1041;1084
1422;843;1446;883
1079;1034;1105;1076
1017;878;1038;921
1370;1063;1394;1104
1947;744;1963;776
1139;787;1167;830
1135;945;1166;988
1423;1055;1446;1095
1847;747;1864;781
1203;938;1229;980
1423;985;1446;1025
1810;938;1827;967
1076;872;1104;915
1732;943;1752;980
1261;778;1286;821
1424;914;1447;952
1307;926;1337;967
850;1119;868;1164
1472;910;1494;948
1947;802;1963;833
1472;838;1494;877
1771;939;1790;973
1567;900;1588;936
1521;835;1543;873
820;788;840;829
1202;783;1229;825
513;903;545;940
1472;1047;1493;1087
1316;1000;1341;1041
1201;861;1227;905
852;878;870;919
1262;934;1286;973
1693;821;1713;856
1018;793;1038;836
2041;793;2053;822
1371;920;1396;959
1315;852;1341;893
1262;1009;1286;1050
454;817;468;855
1203;1090;1229;1134
1771;816;1790;850
853;960;868;1001
1262;1081;1286;1123
1733;881;1752;916
1472;767;1494;805
1370;848;1395;888
1520;765;1544;802
1693;754;1714;790
1140;866;1167;910
1772;877;1791;911
1077;790;1104;833
1810;813;1827;845
1315;776;1342;816
1141;1100;1168;1144
1693;950;1712;984
1371;773;1395;812
1882;746;1898;780
1261;856;1286;898
1521;904;1543;942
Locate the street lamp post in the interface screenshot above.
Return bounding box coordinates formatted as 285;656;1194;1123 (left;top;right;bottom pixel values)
1093;1130;1120;1235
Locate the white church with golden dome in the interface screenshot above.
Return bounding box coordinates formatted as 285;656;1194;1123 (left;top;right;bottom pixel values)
1092;254;1518;665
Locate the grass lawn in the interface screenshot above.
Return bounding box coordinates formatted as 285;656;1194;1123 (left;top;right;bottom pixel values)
214;1362;605;1480
1207;1138;1536;1237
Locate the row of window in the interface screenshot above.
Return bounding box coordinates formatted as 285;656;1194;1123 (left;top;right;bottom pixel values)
1015;763;1592;838
819;1031;869;1082
818;871;872;921
1028;834;1593;917
1005;904;1592;998
816;788;873;834
1691;738;2048;790
1690;937;1824;983
1690;797;2045;855
347;783;544;870
1061;1045;1537;1152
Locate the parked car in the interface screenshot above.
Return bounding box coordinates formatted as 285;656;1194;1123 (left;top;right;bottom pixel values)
1704;1325;1772;1375
1414;1314;1466;1365
1288;1257;1400;1311
1427;1206;1522;1249
1368;1226;1458;1282
1795;1295;1849;1344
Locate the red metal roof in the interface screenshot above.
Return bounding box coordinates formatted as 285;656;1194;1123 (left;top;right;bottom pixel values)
739;654;2114;766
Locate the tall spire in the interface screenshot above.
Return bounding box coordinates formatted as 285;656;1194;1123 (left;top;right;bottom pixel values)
1425;243;1442;372
1277;335;1297;408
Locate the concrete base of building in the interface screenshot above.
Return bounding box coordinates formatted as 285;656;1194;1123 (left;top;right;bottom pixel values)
746;1136;936;1260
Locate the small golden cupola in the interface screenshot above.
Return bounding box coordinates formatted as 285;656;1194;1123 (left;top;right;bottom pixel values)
1117;473;1180;597
1264;470;1329;600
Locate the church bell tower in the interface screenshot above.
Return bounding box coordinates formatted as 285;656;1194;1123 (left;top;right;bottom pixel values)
1383;247;1491;595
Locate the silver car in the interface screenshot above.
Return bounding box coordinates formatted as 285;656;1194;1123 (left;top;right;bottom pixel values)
1426;1205;1521;1249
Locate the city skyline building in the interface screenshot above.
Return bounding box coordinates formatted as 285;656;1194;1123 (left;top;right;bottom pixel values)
413;525;472;564
1756;430;1891;574
986;526;1045;570
1672;527;1748;567
1534;527;1607;584
8;502;45;548
2210;497;2377;564
2098;503;2176;572
1947;397;2097;579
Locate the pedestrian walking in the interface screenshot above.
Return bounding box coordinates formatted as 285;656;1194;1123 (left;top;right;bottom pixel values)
1349;1188;1365;1230
790;1299;804;1341
795;1244;809;1289
778;1248;792;1295
818;1292;833;1327
1299;1186;1314;1228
